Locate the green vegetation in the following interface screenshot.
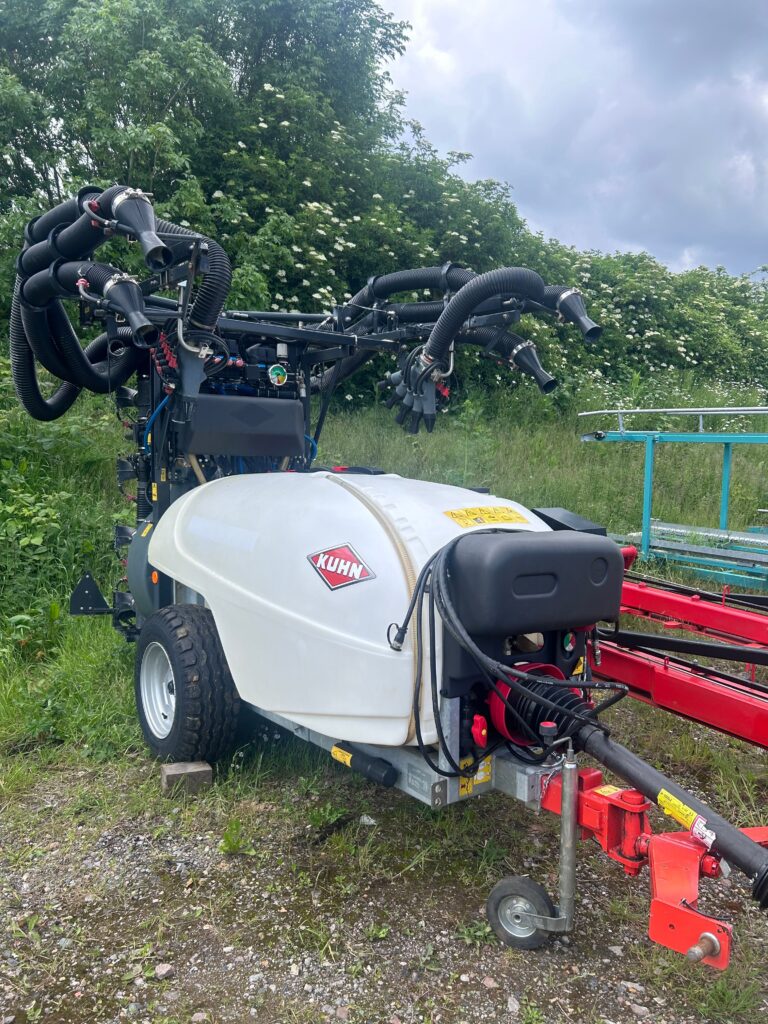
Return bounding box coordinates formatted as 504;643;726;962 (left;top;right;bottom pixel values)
219;816;258;856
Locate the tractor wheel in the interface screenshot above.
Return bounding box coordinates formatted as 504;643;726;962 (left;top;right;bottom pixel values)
135;604;240;764
486;875;557;950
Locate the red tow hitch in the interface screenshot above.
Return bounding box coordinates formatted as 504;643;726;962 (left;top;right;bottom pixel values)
541;768;768;969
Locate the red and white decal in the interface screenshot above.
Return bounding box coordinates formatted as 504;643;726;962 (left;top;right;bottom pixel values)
308;543;375;590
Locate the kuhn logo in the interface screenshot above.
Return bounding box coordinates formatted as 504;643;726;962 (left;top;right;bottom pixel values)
308;544;375;590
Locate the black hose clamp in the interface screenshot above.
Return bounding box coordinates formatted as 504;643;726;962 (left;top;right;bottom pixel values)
45;224;71;261
23;217;40;248
16;290;51;313
365;274;380;304
76;184;102;210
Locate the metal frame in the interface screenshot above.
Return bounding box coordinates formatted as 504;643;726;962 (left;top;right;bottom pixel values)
590;573;768;749
251;702;556;811
579;407;768;583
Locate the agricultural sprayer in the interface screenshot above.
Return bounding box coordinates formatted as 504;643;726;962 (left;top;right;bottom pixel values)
9;184;768;967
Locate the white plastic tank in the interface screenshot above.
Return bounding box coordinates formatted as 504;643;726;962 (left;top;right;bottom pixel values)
149;472;551;745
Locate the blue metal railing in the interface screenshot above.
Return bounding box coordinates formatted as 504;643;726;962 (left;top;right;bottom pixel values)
579;407;768;584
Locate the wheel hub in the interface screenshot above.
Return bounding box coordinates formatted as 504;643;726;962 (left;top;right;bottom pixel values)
498;894;538;939
140;641;176;739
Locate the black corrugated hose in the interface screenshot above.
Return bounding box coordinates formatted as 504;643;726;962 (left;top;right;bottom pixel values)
155;219;232;329
424;267;545;364
10;185;232;421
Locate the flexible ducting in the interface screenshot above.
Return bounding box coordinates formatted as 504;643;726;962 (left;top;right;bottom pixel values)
154;219;232;329
459;326;557;393
20;185;135;277
424;267;545;363
10;273;136;420
11;187;597;425
11;184;177;420
341;264;476;325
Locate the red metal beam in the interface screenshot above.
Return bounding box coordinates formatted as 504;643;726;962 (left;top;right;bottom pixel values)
593;642;768;748
621;580;768;645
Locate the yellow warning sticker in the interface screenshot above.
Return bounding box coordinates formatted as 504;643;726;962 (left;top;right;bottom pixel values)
572;657;585;676
160;468;167;483
141;523;153;538
458;756;492;797
444;506;528;529
594;784;621;797
658;788;698;829
476;756;492;785
330;745;352;768
151;482;158;501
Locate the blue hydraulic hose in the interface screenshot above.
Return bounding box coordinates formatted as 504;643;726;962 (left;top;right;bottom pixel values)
305;434;318;465
143;393;171;453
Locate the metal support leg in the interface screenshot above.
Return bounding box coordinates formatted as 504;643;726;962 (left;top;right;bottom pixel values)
558;745;579;929
641;436;656;558
515;748;579;936
719;442;732;532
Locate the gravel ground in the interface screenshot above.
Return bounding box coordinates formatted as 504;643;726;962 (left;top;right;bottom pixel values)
1;712;767;1024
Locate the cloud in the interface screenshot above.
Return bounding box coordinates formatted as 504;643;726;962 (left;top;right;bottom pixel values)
383;0;768;272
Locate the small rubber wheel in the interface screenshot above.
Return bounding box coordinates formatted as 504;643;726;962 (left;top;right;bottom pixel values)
486;875;557;950
135;604;240;763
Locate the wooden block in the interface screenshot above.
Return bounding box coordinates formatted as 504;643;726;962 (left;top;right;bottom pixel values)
160;761;212;796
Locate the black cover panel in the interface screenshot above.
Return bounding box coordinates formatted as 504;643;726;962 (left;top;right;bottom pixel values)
448;530;623;634
177;394;304;456
532;507;607;536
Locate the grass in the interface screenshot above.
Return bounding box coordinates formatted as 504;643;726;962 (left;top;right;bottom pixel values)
320;389;768;538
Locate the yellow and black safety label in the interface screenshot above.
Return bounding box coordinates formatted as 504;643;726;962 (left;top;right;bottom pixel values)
458;756;492;797
658;788;697;829
594;784;621;797
444;506;528;529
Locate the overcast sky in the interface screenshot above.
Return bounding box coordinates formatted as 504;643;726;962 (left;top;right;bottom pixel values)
383;0;768;274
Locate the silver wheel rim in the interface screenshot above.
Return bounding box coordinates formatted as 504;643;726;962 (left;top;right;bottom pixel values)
497;894;538;940
140;642;176;739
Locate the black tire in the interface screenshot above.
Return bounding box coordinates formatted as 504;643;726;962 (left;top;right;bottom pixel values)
135;604;240;764
486;875;557;950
